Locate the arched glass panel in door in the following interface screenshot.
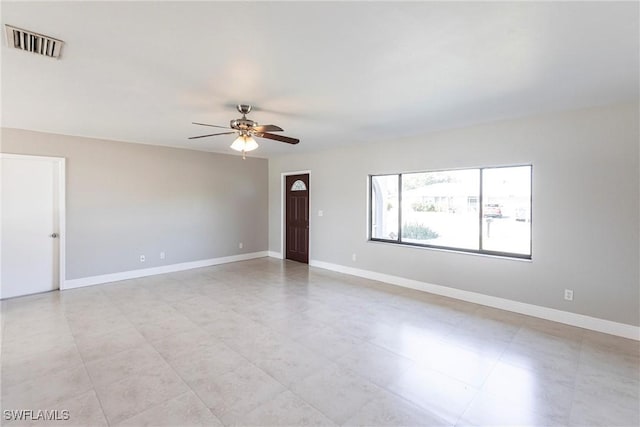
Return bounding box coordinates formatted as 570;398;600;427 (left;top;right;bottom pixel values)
291;180;307;191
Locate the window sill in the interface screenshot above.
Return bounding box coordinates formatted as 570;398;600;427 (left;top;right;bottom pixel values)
367;239;532;262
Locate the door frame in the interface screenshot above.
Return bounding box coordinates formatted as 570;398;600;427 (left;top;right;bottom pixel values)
280;170;311;261
0;153;66;295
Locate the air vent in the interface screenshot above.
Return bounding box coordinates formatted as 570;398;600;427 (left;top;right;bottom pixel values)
4;25;64;58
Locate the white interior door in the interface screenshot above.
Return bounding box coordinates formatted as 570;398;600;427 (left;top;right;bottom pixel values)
1;155;63;299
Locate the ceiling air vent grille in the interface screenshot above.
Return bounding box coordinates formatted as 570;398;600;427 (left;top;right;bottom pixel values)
4;25;64;58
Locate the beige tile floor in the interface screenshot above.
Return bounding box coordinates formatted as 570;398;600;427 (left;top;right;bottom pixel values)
1;258;638;426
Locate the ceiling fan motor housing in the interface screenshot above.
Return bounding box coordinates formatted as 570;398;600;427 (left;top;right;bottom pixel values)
230;118;257;130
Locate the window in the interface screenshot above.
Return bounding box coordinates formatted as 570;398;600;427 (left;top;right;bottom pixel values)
369;165;532;258
371;175;399;240
481;166;532;255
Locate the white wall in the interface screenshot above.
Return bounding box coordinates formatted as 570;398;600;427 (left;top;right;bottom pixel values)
269;103;640;327
1;129;269;281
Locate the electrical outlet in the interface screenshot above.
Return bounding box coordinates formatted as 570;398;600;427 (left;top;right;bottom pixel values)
160;251;165;260
564;289;574;301
140;255;145;262
318;210;324;217
352;253;357;262
239;242;243;249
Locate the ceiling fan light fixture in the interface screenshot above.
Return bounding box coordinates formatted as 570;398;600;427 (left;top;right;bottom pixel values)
230;134;258;152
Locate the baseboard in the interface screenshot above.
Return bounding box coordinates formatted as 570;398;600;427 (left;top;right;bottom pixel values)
309;259;640;341
63;251;268;290
267;251;283;259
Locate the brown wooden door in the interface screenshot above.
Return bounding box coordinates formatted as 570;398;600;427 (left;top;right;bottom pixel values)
285;174;309;264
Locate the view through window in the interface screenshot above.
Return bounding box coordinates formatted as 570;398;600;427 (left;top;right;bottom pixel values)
370;165;532;258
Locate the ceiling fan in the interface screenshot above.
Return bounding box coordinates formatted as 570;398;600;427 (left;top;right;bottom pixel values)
189;104;299;158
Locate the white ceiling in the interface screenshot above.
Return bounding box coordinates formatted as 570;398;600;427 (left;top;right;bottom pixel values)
1;1;638;158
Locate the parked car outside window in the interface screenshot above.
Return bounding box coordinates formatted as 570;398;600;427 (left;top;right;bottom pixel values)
483;204;502;218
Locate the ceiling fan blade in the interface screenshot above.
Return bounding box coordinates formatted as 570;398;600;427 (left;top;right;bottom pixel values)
256;132;299;145
192;122;231;129
252;124;283;133
188;131;236;140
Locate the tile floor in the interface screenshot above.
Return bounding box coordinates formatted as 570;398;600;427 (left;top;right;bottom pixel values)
1;258;638;426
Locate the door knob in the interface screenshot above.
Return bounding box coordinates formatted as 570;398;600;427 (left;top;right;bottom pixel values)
50;233;58;238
